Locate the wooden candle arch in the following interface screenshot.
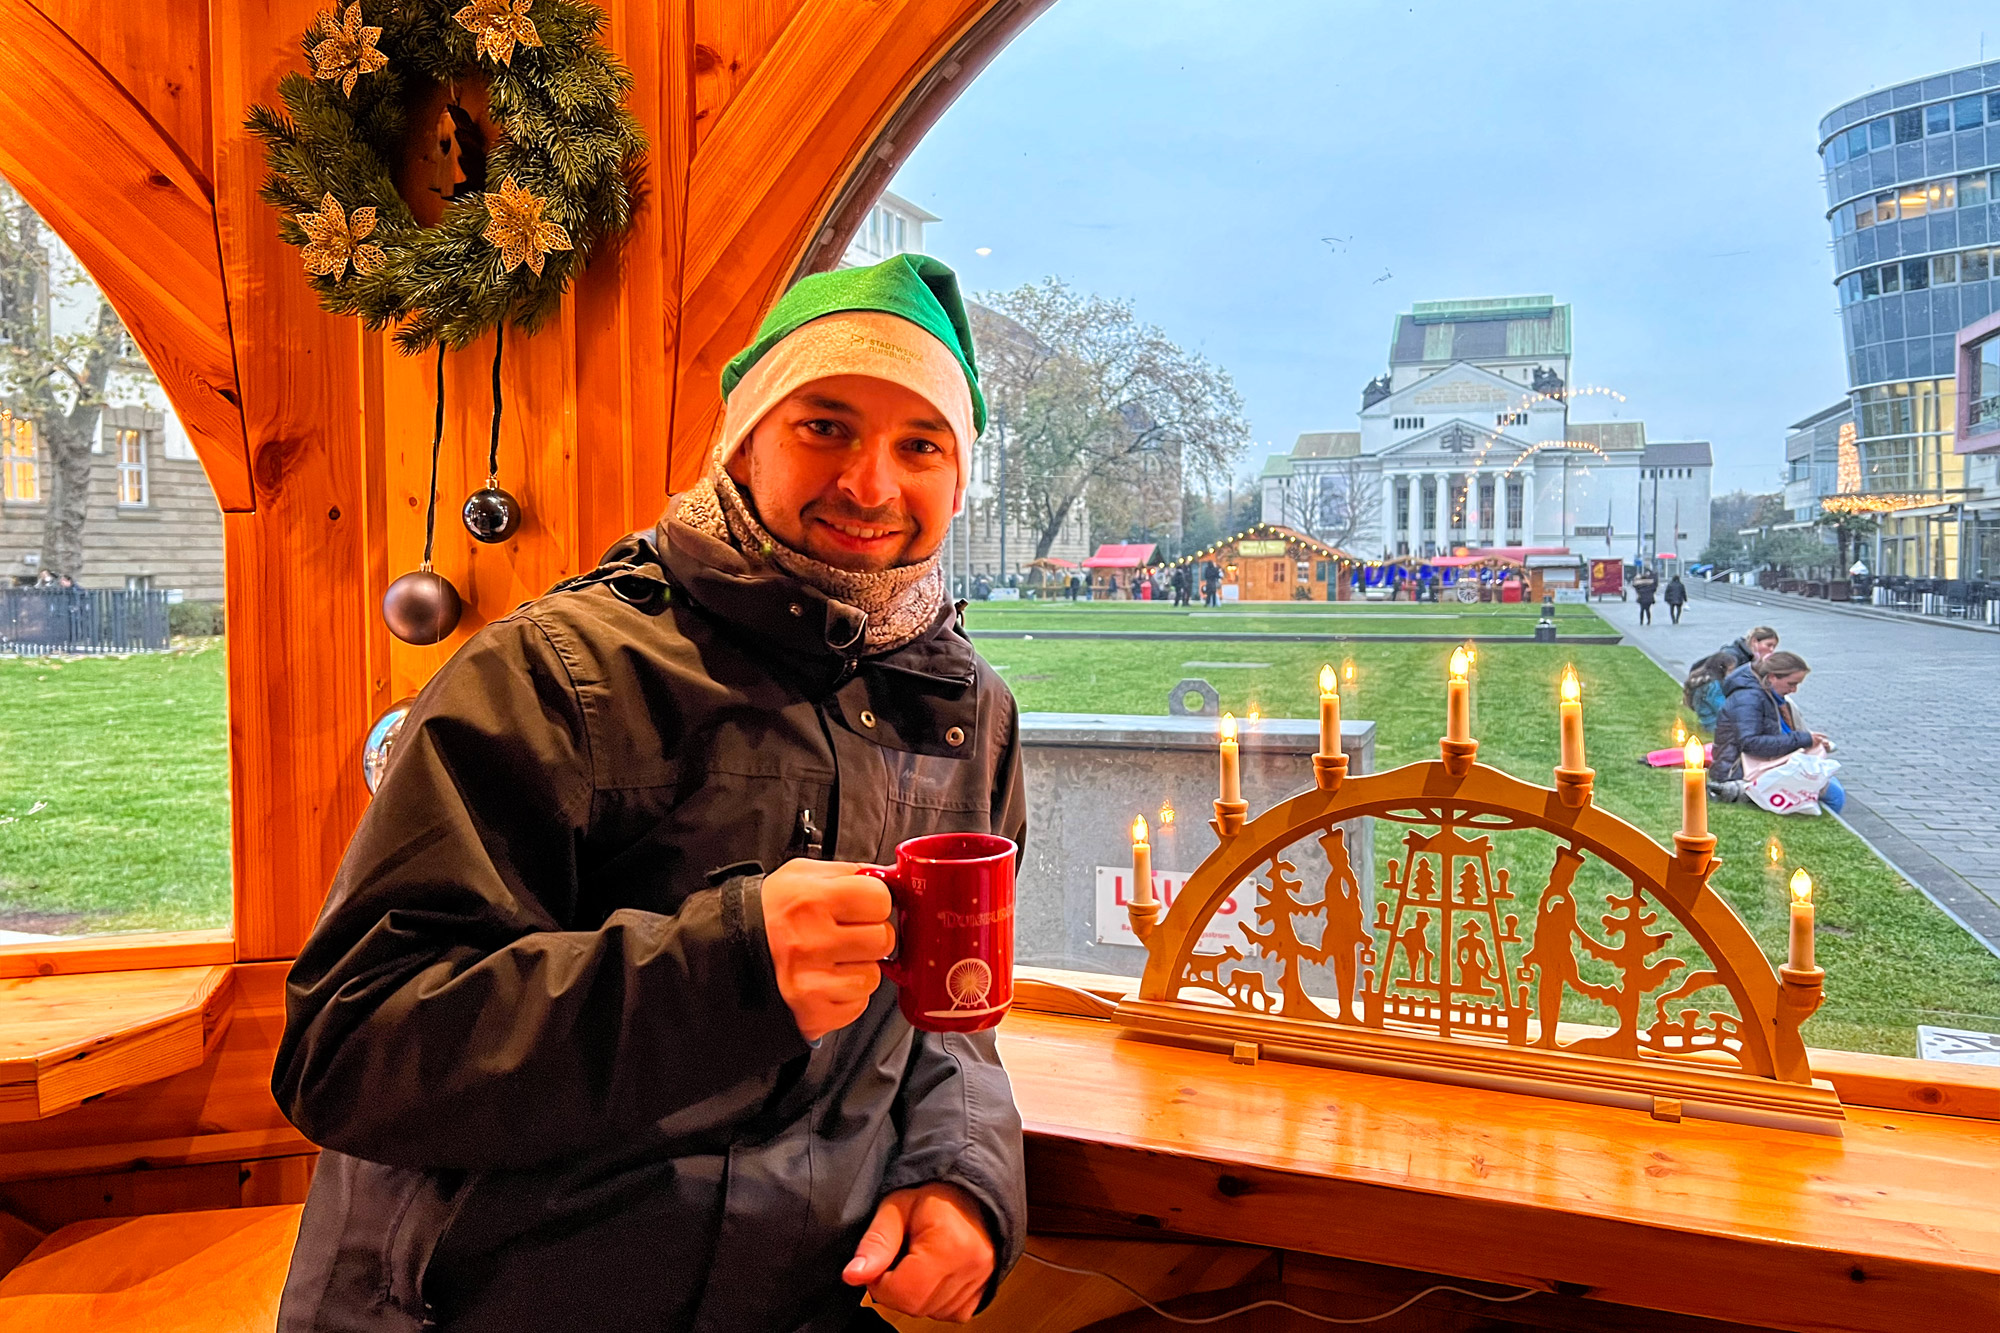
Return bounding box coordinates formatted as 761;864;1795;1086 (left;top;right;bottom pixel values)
1123;744;1844;1135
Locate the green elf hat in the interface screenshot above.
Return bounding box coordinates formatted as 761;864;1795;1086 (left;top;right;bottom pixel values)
716;254;986;506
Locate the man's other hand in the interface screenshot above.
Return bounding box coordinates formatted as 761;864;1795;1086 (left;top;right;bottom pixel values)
842;1183;996;1323
760;858;894;1043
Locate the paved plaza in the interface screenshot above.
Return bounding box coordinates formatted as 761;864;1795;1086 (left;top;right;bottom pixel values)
1590;585;2000;955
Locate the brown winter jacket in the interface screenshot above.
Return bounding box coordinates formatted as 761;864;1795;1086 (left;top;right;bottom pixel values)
271;512;1028;1332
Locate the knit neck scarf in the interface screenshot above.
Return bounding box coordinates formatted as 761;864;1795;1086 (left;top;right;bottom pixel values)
677;466;947;655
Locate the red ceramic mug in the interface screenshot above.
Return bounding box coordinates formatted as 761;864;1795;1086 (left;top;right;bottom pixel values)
861;832;1017;1033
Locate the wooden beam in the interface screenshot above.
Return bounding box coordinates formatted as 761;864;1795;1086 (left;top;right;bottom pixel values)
0;0;251;512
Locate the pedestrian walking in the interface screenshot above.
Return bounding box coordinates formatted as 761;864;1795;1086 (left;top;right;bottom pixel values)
1201;560;1221;607
1663;574;1687;624
1633;565;1659;626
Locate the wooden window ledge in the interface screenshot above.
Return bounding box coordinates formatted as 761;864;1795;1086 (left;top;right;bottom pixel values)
0;967;236;1122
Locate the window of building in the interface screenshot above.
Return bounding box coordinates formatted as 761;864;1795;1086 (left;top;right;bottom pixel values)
1870;116;1892;150
124;574;152;592
1992;92;2000;123
1394;478;1410;530
1931;252;1957;286
1505;476;1523;529
1873;191;1897;225
1392;416;1424;430
1965;248;1992;283
1419;477;1437;530
1902;258;1928;291
1851;199;1871;230
1898;185;1928;219
116;426;148;506
1955;95;1985;131
1927;178;1955;211
1924;101;1952;136
1894;107;1923;142
1859;266;1880;298
1;411;37;502
1961;173;1991;208
1879;263;1899;294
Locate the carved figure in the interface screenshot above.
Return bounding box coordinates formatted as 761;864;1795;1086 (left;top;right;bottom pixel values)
1517;845;1586;1048
1394;911;1435;985
1239;858;1333;1021
1565;885;1683;1061
1453;921;1495;996
1316;829;1371;1022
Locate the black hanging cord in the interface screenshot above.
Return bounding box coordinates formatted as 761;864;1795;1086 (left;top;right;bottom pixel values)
421;344;445;570
486;321;505;482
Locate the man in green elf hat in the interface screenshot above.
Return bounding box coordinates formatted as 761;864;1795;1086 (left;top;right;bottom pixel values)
274;254;1026;1333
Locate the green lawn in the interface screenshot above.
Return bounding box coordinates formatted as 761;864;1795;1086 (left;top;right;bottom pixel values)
0;642;232;935
989;636;2000;1057
966;599;1612;637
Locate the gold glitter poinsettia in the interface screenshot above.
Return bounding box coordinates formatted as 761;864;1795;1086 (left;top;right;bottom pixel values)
455;0;542;66
309;3;387;98
482;175;571;275
298;194;387;281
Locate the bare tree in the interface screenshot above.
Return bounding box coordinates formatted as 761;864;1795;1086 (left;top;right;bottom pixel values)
0;180;125;581
1273;459;1381;552
971;281;1249;559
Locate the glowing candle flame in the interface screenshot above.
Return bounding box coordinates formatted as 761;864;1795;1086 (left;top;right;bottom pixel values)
1768;835;1783;864
1131;815;1148;844
1673;720;1687;745
1343;661;1356;683
1220;712;1237;741
1247;705;1261;725
1462;643;1477;667
1158;800;1175;827
1319;664;1336;694
1683;737;1704;768
1790;868;1813;904
1559;668;1580;703
1449;647;1469;680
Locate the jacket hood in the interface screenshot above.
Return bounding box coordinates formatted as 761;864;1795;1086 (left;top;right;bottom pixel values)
1721;662;1761;695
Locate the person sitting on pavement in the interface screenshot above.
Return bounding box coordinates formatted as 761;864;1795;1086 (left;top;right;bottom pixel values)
1716;625;1778;668
1663;574;1688;624
1708;650;1844;814
1682;651;1738;734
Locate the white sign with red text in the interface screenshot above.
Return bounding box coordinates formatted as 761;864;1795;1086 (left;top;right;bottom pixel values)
1094;866;1249;950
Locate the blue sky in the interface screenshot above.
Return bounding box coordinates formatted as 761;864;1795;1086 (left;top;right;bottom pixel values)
892;0;1999;495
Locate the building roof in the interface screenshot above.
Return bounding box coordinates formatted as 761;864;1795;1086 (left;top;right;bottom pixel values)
1642;440;1713;468
1259;453;1295;480
1293;431;1361;458
876;189;941;223
1167;523;1358;568
1083;543;1157;569
1566;421;1645;452
1787;401;1853;432
1389;296;1571;365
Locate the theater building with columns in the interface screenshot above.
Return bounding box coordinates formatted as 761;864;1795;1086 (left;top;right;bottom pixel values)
1265;296;1710;563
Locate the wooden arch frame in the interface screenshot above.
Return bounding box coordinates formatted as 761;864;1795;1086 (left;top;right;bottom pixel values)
0;0;1054;973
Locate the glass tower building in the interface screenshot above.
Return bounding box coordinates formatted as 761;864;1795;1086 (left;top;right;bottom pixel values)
1822;60;2000;578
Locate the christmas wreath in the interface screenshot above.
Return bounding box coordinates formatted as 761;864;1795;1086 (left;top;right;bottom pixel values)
246;0;646;354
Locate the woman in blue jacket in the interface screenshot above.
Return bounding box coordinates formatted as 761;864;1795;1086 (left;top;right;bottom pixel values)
1709;651;1844;813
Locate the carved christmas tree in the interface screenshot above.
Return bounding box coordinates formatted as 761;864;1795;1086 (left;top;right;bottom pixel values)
1566;885;1685;1060
1239;858;1333;1021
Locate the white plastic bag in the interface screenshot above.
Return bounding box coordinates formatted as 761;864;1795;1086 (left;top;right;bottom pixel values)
1743;752;1841;816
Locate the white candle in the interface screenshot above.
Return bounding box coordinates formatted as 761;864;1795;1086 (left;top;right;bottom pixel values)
1789;869;1815;971
1219;712;1241;803
1130;815;1153;907
1682;737;1707;838
1446;648;1470;742
1558;667;1585;770
1318;664;1340;757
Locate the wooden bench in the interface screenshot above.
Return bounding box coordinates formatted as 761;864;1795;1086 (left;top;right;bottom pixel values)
0;1203;300;1332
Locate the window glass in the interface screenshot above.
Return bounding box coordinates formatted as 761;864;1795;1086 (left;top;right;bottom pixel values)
1965;248;1993;283
1928;178;1956;211
1956;95;1985;130
1847;125;1868;157
1960;173;1990;207
1925;101;1952;135
1861;265;1881;297
1875;191;1898;224
1903;258;1929;290
1992;92;2000;122
1870;116;1892;149
1899;185;1928;218
115;427;147;506
1828;134;1847;166
1932;252;1957;285
1;412;38;502
1881;263;1900;293
1895;107;1924;141
1853;199;1873;229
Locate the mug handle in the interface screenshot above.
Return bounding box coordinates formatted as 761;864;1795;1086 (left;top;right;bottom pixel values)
857;864;908;988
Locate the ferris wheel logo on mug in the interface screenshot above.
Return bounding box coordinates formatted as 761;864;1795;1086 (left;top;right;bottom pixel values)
944;957;993;1010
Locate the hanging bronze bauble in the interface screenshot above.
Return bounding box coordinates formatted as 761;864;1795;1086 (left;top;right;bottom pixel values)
383;568;462;645
462;483;522;543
